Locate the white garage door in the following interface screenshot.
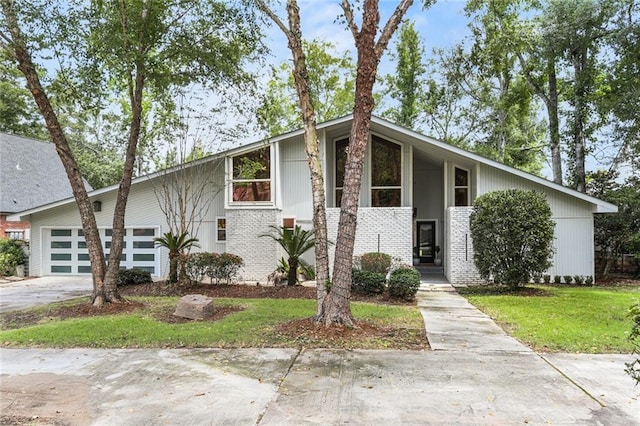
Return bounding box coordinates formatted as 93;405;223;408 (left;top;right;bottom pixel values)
44;227;160;275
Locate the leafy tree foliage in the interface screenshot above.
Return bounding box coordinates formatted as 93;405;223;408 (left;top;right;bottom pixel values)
470;189;555;288
589;171;640;278
257;39;355;135
0;51;45;138
0;0;264;304
382;21;426;129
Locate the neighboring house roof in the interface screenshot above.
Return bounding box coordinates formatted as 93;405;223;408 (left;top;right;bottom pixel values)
0;132;90;214
7;114;618;218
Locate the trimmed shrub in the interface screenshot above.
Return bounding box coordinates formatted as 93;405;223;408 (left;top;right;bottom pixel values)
352;269;386;295
554;275;562;284
360;252;392;274
388;266;420;301
470;190;555;288
573;275;584;285
185;252;244;284
585;276;594;286
543;274;551;284
118;268;152;286
563;275;573;285
0;239;27;276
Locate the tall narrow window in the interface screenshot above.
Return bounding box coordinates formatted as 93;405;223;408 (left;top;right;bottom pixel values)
216;218;226;242
232;146;271;202
371;136;401;207
454;167;469;206
335;138;349;207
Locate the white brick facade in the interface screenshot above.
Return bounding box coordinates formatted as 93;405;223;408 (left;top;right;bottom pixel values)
445;207;484;285
225;209;280;282
326;207;413;269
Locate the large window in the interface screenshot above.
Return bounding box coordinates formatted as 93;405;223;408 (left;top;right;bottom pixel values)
371;136;401;207
231;146;271;202
454;167;469;206
335;136;402;207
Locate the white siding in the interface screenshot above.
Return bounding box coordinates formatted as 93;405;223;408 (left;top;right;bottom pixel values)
29;160;227;277
279;137;313;221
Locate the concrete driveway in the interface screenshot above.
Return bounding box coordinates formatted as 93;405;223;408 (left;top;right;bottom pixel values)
1;280;639;424
0;276;92;312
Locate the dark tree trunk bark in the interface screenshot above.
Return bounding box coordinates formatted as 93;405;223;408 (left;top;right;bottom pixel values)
316;0;414;327
547;60;563;185
257;0;331;313
288;257;298;285
572;52;587;193
1;0;111;302
100;2;151;304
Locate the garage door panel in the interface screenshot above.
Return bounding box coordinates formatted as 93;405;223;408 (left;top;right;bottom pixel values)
45;227;159;275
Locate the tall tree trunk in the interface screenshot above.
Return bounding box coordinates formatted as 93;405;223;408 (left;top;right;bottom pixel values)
317;0;413;326
547;60;563;185
256;0;331;314
1;0;109;299
99;2;151;304
518;53;563;185
572;52;587;193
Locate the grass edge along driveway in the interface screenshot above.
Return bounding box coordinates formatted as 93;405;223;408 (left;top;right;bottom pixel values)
463;285;640;353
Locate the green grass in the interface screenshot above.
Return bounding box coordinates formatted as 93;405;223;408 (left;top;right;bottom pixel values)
0;296;424;349
463;285;640;353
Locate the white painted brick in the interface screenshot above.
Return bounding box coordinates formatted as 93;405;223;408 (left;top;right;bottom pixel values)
326;207;413;271
225;209;281;282
445;207;484;285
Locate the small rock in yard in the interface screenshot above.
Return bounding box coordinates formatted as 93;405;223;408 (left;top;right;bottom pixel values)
173;294;214;320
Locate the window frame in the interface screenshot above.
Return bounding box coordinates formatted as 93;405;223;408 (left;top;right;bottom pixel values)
216;217;226;242
229;145;273;205
453;166;470;207
370;135;402;207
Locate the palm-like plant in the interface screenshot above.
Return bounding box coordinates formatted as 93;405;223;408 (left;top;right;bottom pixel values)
154;231;200;283
261;225;315;285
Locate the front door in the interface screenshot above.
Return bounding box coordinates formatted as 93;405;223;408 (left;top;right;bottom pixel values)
417;221;436;263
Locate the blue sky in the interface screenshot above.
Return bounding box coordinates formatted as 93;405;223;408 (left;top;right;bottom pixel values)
262;0;471;73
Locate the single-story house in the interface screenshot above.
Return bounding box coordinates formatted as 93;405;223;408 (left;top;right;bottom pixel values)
0;132;90;240
9;115;617;284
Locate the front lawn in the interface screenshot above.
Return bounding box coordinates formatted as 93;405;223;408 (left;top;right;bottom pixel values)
0;294;426;350
462;285;640;353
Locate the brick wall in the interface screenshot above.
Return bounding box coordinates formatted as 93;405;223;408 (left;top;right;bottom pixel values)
445;207;484;285
326;207;413;268
225;209;280;283
0;214;30;240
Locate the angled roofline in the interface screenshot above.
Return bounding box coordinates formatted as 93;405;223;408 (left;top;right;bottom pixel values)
369;116;617;214
9;114;617;219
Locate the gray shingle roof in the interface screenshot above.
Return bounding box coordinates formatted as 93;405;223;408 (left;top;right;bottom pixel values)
0;132;90;214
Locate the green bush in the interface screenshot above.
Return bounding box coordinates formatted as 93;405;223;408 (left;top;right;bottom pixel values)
573;275;584;285
554;275;562;284
360;252;392;274
563;275;573;285
185;252;244;284
543;274;551;284
118;268;152;286
352;269;386;295
470;190;555;289
585;276;594;285
625;303;640;384
0;239;26;276
387;266;421;301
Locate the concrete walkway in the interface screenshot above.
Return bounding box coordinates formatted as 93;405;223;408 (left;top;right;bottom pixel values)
1;276;640;424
